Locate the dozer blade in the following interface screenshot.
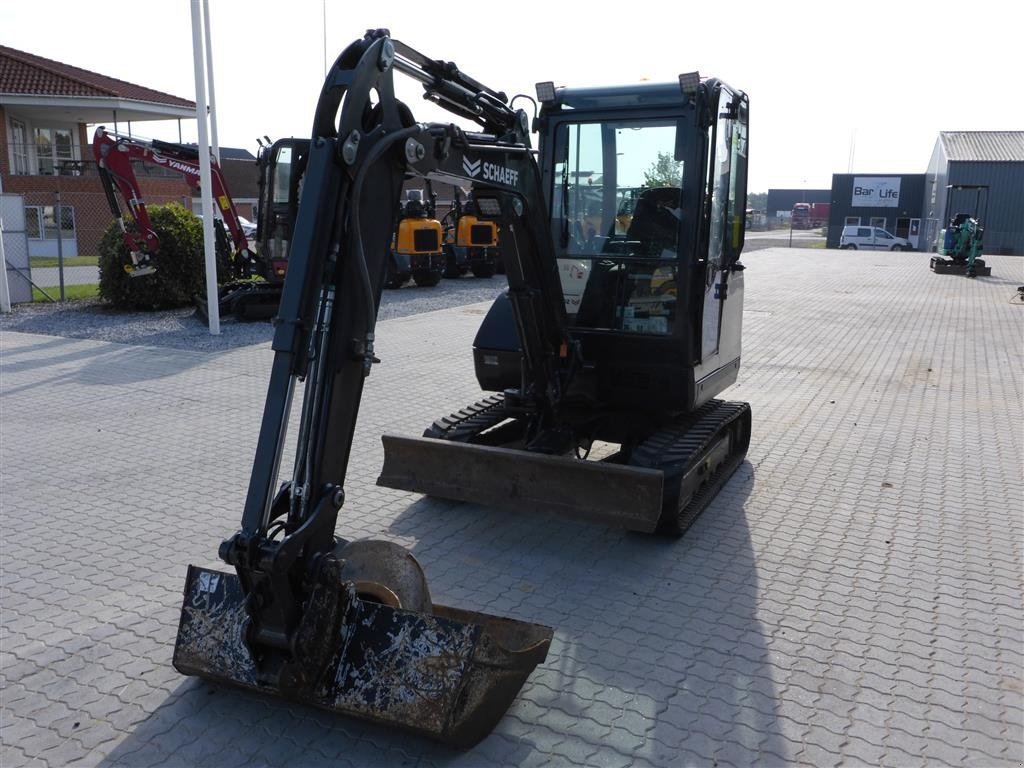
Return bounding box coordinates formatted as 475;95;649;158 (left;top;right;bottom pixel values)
378;435;666;532
173;565;552;749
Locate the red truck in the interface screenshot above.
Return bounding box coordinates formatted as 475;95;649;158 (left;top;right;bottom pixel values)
791;201;830;229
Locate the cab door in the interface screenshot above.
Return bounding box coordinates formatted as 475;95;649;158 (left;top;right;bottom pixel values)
694;86;748;405
700;87;748;366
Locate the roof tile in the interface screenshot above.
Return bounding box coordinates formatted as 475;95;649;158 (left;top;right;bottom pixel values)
0;45;194;108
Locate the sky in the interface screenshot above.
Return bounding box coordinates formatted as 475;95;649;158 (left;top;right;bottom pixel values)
4;0;1021;193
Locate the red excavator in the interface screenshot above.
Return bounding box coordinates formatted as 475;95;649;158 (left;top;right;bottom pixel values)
92;127;291;319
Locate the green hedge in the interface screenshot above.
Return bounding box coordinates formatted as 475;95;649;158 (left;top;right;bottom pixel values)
97;204;235;310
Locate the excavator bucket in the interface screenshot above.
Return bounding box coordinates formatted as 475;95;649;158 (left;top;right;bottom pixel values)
173;544;552;749
378;435;666;532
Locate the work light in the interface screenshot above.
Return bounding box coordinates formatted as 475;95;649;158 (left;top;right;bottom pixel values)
535;81;556;104
678;71;700;100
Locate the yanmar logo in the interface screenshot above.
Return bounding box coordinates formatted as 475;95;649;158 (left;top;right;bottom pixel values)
152;152;199;177
462;156;519;187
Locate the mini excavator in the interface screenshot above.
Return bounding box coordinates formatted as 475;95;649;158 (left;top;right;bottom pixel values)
391;183;445;287
930;184;991;277
172;29;750;748
92;128;300;318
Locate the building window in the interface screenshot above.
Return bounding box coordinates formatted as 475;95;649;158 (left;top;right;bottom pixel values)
33;127;77;175
844;216;860;226
10;118;30;175
24;205;76;240
870;216;887;229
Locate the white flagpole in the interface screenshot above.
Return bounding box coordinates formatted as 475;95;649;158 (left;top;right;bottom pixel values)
202;0;221;165
191;0;220;334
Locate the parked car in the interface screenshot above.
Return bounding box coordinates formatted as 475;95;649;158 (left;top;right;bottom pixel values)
839;226;912;251
195;213;257;240
237;216;257;239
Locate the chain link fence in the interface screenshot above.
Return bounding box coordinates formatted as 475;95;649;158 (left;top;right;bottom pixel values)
3;151;192;303
2;192;32;304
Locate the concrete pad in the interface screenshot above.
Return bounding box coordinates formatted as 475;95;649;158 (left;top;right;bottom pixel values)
2;248;1022;767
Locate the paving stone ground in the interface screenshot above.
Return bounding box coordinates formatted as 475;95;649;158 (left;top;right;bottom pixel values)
2;248;1022;767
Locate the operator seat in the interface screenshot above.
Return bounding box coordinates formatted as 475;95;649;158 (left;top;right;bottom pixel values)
575;187;683;328
626;187;681;257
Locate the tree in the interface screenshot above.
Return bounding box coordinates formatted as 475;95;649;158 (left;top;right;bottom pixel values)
747;192;767;212
643;152;683;187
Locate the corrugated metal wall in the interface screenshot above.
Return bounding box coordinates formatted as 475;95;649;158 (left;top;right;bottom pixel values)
946;162;1024;255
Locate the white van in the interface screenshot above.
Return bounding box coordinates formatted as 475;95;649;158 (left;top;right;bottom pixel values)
839;226;912;251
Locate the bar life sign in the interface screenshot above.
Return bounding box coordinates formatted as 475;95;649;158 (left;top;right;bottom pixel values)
852;176;901;207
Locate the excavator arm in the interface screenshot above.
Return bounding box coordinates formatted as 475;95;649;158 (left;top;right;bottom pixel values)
92;127;253;276
172;30;553;747
402;124;577;419
225;31;573;622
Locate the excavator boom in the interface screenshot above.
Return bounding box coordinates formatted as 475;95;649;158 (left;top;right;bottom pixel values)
172;30;553;747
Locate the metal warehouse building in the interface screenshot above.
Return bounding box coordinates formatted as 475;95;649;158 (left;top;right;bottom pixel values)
921;131;1024;255
765;188;830;221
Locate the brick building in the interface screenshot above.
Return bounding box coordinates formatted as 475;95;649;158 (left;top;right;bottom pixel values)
1;45;195;266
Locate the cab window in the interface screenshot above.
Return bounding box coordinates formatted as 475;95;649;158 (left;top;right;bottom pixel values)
550;118;686;335
273;146;293;204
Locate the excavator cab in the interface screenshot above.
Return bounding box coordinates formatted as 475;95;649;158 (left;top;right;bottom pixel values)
254;138;308;282
544;83;748;407
381;77;751;535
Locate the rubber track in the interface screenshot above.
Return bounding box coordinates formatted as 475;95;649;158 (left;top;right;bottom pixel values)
630;399;752;536
423;394;509;442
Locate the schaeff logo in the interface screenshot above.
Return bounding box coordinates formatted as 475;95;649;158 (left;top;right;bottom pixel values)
462;156;519;186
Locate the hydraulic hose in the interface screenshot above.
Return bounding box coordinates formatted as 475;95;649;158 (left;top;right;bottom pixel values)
288;123;424;523
349;123;423;368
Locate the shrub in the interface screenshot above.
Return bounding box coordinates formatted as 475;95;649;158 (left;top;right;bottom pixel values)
97;203;236;310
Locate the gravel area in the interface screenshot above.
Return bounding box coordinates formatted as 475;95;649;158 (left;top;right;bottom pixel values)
0;276;507;351
0;240;808;352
